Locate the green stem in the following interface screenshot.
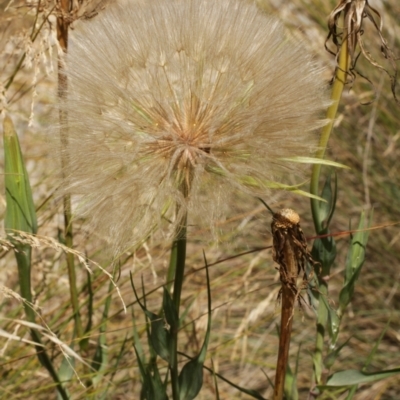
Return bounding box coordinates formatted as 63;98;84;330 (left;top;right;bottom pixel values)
166;241;178;293
166;177;190;400
171;216;188;311
310;33;349;232
312;283;328;385
16;248;69;400
310;20;349;386
169;212;187;400
63;193;83;341
57;0;84;345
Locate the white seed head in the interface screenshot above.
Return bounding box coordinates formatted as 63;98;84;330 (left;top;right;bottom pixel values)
58;0;329;254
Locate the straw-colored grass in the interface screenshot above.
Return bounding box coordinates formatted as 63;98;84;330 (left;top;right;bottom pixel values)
1;0;399;399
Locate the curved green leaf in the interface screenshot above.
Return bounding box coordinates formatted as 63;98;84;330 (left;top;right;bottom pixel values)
279;156;350;169
3;115;37;235
325;368;400;386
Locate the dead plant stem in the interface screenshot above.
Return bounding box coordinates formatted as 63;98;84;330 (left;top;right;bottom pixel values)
56;0;84;343
272;209;303;400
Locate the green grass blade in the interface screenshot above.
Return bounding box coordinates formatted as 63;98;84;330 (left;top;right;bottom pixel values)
338;211;372;317
3;114;36;318
3;115;69;400
325;367;400;387
3;115;37;236
279;157;350;169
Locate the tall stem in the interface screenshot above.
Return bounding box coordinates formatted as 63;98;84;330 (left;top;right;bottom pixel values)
310;26;349;232
57;0;84;343
169;214;187;400
171;215;188;311
271;210;303;400
310;15;349;386
273;246;297;400
168;180;189;400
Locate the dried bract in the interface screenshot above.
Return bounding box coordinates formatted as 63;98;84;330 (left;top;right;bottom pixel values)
58;0;328;254
327;0;398;101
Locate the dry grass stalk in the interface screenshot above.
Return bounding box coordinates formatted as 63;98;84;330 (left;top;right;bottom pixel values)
271;209;312;400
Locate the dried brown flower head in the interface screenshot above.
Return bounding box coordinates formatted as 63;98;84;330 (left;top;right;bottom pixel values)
58;0;328;253
326;0;398;101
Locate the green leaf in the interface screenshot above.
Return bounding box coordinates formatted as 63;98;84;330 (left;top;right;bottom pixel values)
97;334;128;400
311;233;336;276
57;354;73;400
325;368;400;387
279;156;350;169
178;359;204;400
130;277;171;363
163;287;179;331
91;277;116;388
324;337;351;370
58;352;75;382
364;319;391;370
80;269;93;350
284;346;299;400
3;114;38;319
147;311;171;363
3;116;69;400
208;166;326;201
311;173;337;273
132;308;145;366
210;360;221;400
321;294;340;341
91;331;108;386
3;114;37;235
134;343;148;385
318;174;337;228
178;252;212;400
133;344;169;400
311;173;337;275
336;319;394;399
338;212;372;314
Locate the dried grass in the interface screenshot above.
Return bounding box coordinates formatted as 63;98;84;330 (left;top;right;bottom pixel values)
1;0;400;399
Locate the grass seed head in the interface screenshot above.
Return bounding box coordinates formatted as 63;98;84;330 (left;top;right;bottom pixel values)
58;0;329;254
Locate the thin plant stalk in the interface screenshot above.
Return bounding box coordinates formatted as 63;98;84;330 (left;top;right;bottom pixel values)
273;249;297;400
310;22;349;233
4;2;56;91
169;214;187;400
56;0;84;344
310;16;349;386
169;182;189;399
271;209;307;400
171;214;188;312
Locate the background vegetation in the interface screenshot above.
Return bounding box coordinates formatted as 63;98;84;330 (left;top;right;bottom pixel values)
1;0;399;398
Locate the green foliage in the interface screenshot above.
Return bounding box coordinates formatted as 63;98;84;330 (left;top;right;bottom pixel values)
3;115;37;236
311;174;338;275
133;343;169;400
90;279;115;390
3;114;36;318
284;347;300;400
178;358;204;400
3;115;69;400
131;258;214;400
57;353;74;400
177;254;212;400
138;292;173;363
326;368;400;387
338;211;372;318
